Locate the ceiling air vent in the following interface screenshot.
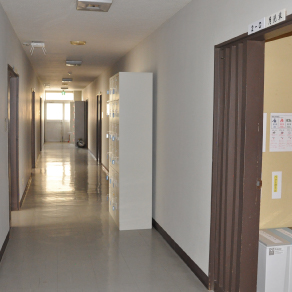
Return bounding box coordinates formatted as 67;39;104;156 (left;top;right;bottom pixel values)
76;0;112;12
66;60;82;67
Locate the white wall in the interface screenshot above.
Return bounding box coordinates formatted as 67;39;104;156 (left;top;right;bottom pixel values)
83;0;292;274
0;3;44;249
74;91;82;101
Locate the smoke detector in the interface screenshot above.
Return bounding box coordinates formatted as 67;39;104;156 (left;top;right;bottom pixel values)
76;0;112;12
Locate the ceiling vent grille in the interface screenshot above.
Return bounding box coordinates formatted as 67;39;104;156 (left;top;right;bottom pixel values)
66;60;82;67
76;0;112;12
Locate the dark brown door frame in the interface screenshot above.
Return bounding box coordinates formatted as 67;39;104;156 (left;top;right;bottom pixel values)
7;65;20;214
96;94;102;164
31;90;36;168
85;100;88;148
40;97;42;152
209;14;292;292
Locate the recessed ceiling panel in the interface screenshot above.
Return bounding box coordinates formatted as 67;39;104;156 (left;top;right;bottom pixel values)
76;0;112;12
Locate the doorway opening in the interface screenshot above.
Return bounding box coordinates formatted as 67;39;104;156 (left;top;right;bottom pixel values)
45;101;71;142
260;35;292;228
7;65;20;215
209;14;292;292
96;94;102;164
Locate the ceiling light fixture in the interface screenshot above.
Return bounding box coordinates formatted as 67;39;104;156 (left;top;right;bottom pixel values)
61;87;68;90
30;42;46;55
68;72;73;75
70;41;86;45
62;83;68;86
62;78;73;82
66;60;82;67
76;0;112;12
23;41;46;55
44;83;50;88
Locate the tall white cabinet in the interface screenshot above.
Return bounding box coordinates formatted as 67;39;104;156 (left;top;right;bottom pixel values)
108;72;153;230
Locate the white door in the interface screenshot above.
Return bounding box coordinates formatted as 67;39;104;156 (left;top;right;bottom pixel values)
45;102;71;142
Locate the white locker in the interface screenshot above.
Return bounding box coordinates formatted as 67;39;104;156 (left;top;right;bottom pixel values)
108;72;153;230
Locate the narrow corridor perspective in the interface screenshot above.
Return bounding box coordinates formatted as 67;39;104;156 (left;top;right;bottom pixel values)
0;143;207;292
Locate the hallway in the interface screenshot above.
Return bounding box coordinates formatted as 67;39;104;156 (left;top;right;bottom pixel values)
0;143;207;292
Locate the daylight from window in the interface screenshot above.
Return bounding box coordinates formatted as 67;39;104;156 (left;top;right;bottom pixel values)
64;103;70;121
46;92;74;101
46;103;63;120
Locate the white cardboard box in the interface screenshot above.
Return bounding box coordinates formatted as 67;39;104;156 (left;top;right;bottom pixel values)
257;229;291;292
269;228;292;292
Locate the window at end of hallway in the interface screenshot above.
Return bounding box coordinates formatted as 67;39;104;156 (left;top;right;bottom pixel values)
46;103;63;120
46;92;74;101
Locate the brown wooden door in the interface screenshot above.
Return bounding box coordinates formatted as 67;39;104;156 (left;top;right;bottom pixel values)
85;99;88;147
40;97;42;152
31;91;36;168
7;65;20;213
209;40;265;292
96;95;102;163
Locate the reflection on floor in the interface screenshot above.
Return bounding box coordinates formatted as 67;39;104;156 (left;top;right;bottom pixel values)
0;143;208;292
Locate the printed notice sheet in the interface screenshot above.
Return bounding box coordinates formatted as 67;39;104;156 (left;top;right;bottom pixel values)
270;113;292;152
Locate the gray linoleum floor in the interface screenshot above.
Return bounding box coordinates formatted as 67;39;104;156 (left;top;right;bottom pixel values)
0;143;208;292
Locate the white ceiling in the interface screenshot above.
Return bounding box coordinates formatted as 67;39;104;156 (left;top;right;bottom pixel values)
0;0;192;90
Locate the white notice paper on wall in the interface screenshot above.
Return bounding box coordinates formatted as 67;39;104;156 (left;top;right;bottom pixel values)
272;171;282;199
270;113;292;152
263;113;267;152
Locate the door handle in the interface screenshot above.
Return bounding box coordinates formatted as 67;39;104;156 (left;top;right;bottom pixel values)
256;179;262;189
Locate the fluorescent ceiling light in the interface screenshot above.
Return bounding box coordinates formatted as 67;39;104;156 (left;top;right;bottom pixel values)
66;60;82;66
61;87;68;90
44;83;50;88
76;0;112;12
62;78;73;82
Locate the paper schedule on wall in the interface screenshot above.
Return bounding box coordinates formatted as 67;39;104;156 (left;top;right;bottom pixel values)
270;113;292;152
272;171;282;199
